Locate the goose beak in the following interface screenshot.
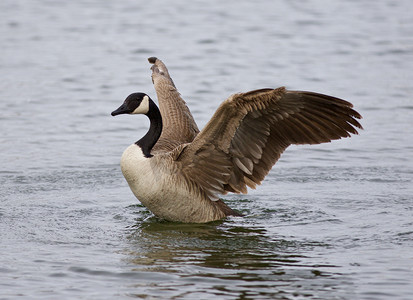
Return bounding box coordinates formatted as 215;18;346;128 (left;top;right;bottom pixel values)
111;103;130;116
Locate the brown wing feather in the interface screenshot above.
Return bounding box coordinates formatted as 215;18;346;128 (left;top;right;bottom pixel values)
148;57;199;153
173;87;362;201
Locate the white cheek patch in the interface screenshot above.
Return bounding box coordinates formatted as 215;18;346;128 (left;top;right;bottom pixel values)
132;95;150;114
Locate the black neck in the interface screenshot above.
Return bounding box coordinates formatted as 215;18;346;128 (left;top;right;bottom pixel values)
135;101;162;157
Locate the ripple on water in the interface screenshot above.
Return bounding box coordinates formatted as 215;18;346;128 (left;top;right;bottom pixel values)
2;0;413;298
0;166;122;196
117;216;344;299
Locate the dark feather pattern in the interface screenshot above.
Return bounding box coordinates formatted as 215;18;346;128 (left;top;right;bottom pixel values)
172;87;363;201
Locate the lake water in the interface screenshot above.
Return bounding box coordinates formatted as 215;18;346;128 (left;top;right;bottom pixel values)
1;0;413;299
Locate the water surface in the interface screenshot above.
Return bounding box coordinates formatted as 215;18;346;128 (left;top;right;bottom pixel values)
1;0;413;299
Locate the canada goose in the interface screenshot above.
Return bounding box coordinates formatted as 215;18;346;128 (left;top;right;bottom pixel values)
111;58;362;223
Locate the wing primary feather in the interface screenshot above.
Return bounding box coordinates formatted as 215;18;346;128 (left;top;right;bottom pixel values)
169;87;361;206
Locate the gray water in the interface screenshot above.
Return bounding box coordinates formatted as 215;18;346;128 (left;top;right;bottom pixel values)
1;0;413;299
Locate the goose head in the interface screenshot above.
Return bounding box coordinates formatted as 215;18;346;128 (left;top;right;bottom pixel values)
111;92;163;158
111;93;151;116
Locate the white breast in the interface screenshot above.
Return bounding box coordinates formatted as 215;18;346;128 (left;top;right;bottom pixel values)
120;144;186;219
120;144;157;201
119;144;225;222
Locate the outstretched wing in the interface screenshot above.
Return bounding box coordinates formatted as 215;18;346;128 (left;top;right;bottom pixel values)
171;87;362;201
148;57;199;153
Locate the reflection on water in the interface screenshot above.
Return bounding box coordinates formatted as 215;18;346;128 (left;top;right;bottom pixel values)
123;215;341;299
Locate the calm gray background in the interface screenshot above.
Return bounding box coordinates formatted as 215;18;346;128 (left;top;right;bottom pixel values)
1;0;413;299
